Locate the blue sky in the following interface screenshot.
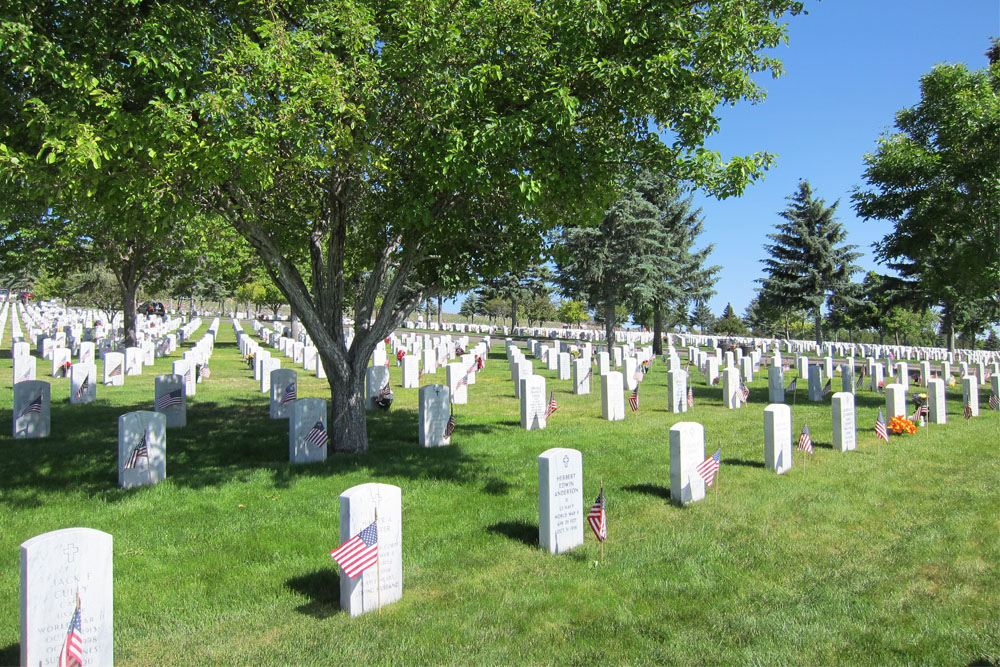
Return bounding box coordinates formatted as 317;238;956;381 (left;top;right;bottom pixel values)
445;1;998;319
688;0;998;318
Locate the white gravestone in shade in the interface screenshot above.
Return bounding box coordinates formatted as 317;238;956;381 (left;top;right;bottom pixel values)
538;448;584;554
722;367;741;410
371;347;387;368
401;355;420;388
303;346;318;372
447;363;469;405
118;411;166;489
520;374;548;431
705;357;719;385
418;385;452;447
513;360;532;399
51;347;71;378
366;366;391;410
20;527;114;667
667;369;688;414
572;359;591;395
269;368;298;419
290;398;328;464
315;356;326;379
597;351;610;376
962;375;979;417
927;378;947;424
173;359;197;397
421;348;436;376
70;363;97;405
546;347;559;371
669;422;707;505
13;340;31;359
992;376;1000;410
13;380;50;439
871;363;884;392
124;346;143;375
740;356;754;383
624;357;639;391
884;383;906;419
831;392;856;452
763;404;793;474
896;361;910;389
103;351;125;386
338;483;403;617
808;364;824;401
841;364;855;394
154;374;187;428
259;357;280;394
13;353;36;385
920;361;931;386
557;352;571;381
601;371;625;421
823;356;834;380
796;355;809;379
768;366;785;403
253;349;270;381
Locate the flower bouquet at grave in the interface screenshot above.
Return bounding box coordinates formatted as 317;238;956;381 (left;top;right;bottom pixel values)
59;361;71;378
245;352;255;369
910;392;929;424
888;415;918;436
947;377;957;387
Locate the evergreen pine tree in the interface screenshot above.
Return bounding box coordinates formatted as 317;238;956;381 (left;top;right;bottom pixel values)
759;181;862;345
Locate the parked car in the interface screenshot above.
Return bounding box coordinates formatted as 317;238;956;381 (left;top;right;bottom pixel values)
140;302;166;316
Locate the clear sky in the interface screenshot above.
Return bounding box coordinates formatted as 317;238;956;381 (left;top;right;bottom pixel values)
445;1;999;319
689;0;998;319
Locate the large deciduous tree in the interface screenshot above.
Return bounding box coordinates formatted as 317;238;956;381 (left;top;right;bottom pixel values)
852;50;1000;348
759;181;862;345
3;0;804;453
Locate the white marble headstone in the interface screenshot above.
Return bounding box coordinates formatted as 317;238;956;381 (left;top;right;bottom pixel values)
962;375;979;417
831;392;856;452
418;385;452;447
270;368;298;419
70;363;97;405
572;359;591;395
365;366;390;410
13;379;50;439
446;363;469;405
154;374;187;428
669;422;706;504
538;448;584;554
20;527;114;667
764;404;792;474
338;483;403;616
290;398;328;463
13;353;36;386
601;371;625;421
884;383;906;419
520;374;547;431
768;366;785;403
103;352;125;386
118;411;166;489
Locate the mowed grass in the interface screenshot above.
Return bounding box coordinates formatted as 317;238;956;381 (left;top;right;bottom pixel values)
1;320;999;665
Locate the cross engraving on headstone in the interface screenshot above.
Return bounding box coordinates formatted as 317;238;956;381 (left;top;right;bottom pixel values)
63;543;79;563
562;455;570;467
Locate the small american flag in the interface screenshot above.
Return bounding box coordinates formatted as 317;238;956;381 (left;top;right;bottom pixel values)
280;383;297;405
17;368;31;384
199;364;211;378
76;374;90;399
109;364;122;377
739;382;750;404
330;520;379;579
304;420;328;448
443;413;456;438
60;593;83;667
544;391;558;419
797;424;813;454
786;377;797;393
587;488;606;541
990;392;999;411
584;367;593;381
378;383;392;400
711;376;720;386
964;401;973;420
457;373;469;388
155;388;183;411
633;366;643;383
875;408;889;442
696;448;721;487
18;395;42;419
628;386;639;412
476;355;485;371
124;431;149;469
687;386;694;408
821;379;831;397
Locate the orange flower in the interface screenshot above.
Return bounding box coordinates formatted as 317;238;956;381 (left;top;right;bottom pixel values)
889;415;917;435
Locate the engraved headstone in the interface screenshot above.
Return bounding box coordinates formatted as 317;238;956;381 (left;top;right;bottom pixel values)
572;358;591;395
520;374;547;431
768;365;785;403
538;448;584;554
259;357;280;394
667;369;688;414
13;353;36;385
13;379;50;439
401;355;420;388
927;378;947;424
601;371;625;421
962;375;979;417
118;411;166;489
51;347;71;378
124;346;142;375
337;483;403;616
103;351;125;386
269;368;298;419
557;352;571;380
20;527;114;667
808;364;824;401
70;363;97;405
447;363;469;405
884;383;906;419
722;367;741;409
154;374;187;428
418;385;452;447
290;397;328;463
831;392;856;452
764;403;792;474
669;422;706;504
366;366;390;410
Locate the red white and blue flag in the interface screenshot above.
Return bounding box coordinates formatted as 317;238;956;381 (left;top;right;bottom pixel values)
544;392;558;420
696;448;721;487
60;593;83;667
443;412;456;438
76;374;90;399
124;431;149;469
687;386;694;408
155;388;183;411
797;424;813;454
628;386;639;412
587;488;606;541
18;395;42;419
304;420;328;448
281;383;297;405
875;408;889;442
330;520;379;579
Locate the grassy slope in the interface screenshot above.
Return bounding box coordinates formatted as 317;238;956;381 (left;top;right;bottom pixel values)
1;320;998;665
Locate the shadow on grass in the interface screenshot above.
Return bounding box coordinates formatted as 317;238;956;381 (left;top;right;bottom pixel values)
723;458;765;469
482;478;512;496
486;521;537;547
286;569;341;619
0;643;17;665
622;483;671;500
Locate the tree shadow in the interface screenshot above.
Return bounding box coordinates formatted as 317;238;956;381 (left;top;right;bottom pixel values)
486;521;537;547
286;570;341;619
622;483;671;500
0;643;18;665
723;458;765;469
482;477;512;496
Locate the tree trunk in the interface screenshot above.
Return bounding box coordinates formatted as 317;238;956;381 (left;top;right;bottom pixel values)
321;350;369;454
436;295;443;329
814;307;823;346
604;300;615;352
120;280;139;348
942;304;956;352
510;296;519;330
652;300;663;355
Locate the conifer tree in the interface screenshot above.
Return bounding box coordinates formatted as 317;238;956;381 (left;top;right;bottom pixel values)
759;181;861;345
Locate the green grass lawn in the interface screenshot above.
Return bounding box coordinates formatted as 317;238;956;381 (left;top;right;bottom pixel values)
2;320;999;665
